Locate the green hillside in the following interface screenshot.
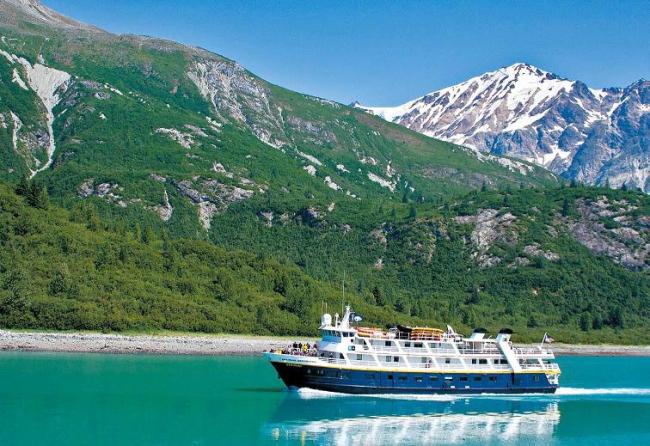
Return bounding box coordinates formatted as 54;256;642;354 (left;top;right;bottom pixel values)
1;180;648;343
0;1;648;343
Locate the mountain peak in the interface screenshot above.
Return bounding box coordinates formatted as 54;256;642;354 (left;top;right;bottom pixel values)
1;0;94;30
357;63;649;192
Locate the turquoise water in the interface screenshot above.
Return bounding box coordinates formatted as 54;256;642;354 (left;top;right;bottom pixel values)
0;353;649;445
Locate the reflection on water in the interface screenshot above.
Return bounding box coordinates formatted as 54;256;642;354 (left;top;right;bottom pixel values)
264;393;560;445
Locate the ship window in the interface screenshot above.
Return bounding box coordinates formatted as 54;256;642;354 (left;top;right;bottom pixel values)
430;376;439;381
415;377;423;383
479;359;488;365
474;376;482;381
357;354;363;360
459;376;468;382
501;359;508;365
307;368;311;374
386;356;392;362
534;375;540;382
398;376;407;382
444;377;453;381
339;353;344;359
405;342;411;347
414;343;423;348
493;359;499;364
385;341;392;347
387;375;393;380
444;358;451;364
489;376;497;382
393;356;399;362
471;359;477;364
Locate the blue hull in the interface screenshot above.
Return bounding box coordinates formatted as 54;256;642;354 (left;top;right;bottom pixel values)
270;361;558;394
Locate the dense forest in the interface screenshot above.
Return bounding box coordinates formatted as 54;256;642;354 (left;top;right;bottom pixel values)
1;180;648;343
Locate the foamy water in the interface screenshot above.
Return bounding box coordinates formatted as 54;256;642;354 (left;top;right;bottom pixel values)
295;386;650;401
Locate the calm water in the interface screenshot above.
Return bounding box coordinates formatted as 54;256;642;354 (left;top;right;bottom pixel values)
0;353;649;445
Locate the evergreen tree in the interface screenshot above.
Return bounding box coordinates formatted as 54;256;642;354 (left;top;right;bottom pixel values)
142;226;154;245
466;286;480;305
561;197;570;217
15;176;29;196
134;223;142;242
592;314;604;330
372;286;385;306
408;203;417;220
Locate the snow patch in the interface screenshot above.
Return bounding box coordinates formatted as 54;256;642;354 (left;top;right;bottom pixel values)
297;150;322;166
212;162;234;178
1;52;71;177
367;172;396;192
359;156;378;166
105;84;123;96
155;128;194;149
11;68;28;90
336;163;349;173
205;116;222;132
324;176;340;191
10;112;22;153
98;112;107;120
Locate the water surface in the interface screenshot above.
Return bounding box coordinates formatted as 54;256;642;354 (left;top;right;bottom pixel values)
0;353;649;445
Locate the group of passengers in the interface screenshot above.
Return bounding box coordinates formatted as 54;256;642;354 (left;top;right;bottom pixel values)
277;342;317;356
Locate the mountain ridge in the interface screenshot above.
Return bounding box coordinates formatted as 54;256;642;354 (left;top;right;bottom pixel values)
356;63;649;192
0;1;648;342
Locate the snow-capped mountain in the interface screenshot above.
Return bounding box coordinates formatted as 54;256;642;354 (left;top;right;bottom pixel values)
355;63;649;192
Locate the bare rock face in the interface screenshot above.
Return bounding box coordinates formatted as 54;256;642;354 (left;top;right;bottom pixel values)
258;210;274;227
149;173;167;183
187;59;286;148
455;209;518;268
567;197;649;270
455;209;517;251
299;207;324;228
286;115;337;144
150;190;173;222
370;227;388;246
155;128;194;149
173;177;254;230
78;178;95;198
523;243;560;261
357;64;650;192
77;178;135;207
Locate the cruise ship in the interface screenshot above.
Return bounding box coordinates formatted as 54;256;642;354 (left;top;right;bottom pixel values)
265;306;560;394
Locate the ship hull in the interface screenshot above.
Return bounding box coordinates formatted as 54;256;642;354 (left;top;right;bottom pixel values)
269;357;558;395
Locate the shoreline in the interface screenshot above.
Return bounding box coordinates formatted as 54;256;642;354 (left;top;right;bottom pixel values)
1;330;649;357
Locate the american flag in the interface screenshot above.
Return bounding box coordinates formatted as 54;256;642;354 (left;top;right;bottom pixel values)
542;333;555;344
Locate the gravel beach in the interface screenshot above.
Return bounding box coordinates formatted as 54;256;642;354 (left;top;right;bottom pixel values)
0;330;307;356
1;330;649;356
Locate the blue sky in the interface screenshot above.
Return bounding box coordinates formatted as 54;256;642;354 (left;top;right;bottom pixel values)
44;0;649;106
